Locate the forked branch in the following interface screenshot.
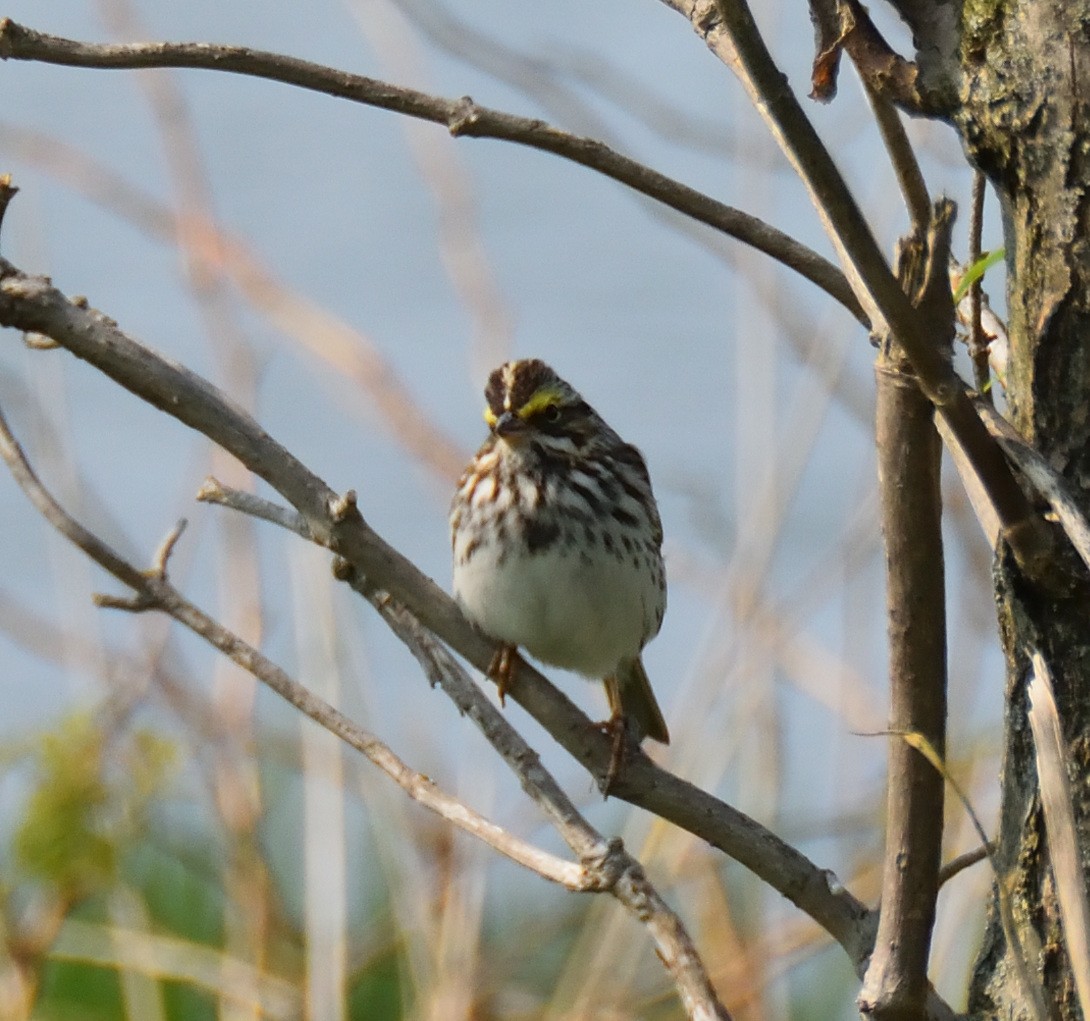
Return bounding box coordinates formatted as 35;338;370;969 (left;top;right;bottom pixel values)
660;0;1056;586
0;401;731;1021
0;257;887;986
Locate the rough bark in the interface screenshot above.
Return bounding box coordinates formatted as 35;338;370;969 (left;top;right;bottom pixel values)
951;1;1090;1017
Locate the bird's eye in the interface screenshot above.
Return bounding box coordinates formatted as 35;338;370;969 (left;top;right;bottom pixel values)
543;403;561;423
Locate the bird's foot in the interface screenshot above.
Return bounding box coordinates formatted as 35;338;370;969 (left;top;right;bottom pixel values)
597;712;632;798
487;643;521;706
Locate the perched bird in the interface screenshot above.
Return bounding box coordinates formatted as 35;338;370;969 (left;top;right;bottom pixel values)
450;359;669;762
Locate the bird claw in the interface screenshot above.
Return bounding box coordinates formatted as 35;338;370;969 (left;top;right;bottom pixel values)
487;643;520;706
597;713;631;798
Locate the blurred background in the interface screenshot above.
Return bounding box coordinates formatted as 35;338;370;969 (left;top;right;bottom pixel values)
0;0;1007;1017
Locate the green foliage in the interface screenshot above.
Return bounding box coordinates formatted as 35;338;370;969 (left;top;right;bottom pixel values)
157;977;218;1021
12;714;175;898
122;846;223;1021
14;715;117;895
347;946;403;1020
127;844;223;948
34;951;123;1021
953;248;1005;303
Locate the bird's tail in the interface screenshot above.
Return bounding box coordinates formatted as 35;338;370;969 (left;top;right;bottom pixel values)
606;658;670;745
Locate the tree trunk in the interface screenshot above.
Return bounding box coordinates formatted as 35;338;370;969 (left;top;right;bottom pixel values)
951;1;1090;1016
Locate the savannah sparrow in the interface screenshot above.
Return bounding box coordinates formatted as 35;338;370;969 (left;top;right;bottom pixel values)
450;358;669;749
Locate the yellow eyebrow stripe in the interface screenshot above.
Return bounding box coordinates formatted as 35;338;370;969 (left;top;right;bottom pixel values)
518;386;563;418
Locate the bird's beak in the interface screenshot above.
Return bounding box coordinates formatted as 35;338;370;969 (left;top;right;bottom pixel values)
493;411;528;441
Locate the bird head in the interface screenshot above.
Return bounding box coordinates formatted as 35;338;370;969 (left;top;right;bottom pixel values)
482;359;600;451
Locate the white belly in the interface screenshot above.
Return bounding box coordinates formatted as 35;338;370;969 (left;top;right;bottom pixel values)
452;541;661;678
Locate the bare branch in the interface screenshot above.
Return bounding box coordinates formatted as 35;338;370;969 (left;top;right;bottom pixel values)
0;400;583;888
0;18;863;322
203;479;736;1015
0;258;880;981
0;399;732;1021
863;84;931;233
198;477;308;535
859;205;951;1021
660;0;1056;586
344;566;731;1020
937;844;991;887
151;519;188;576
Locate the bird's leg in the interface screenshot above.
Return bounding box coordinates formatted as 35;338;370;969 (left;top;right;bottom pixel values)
599;676;632;795
487;643;521;706
592;710;632;798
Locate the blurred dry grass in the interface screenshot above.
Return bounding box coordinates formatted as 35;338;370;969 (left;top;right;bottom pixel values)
0;0;1005;1018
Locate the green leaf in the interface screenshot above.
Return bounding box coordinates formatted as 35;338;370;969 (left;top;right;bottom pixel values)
14;715;116;894
13;715;177;897
953;248;1005;303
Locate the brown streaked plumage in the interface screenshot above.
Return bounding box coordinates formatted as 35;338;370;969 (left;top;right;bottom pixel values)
450;359;669;762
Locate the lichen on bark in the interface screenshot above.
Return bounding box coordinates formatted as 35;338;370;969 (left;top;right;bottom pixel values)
950;1;1090;1018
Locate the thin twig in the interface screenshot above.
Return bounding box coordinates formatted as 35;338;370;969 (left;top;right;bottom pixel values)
661;0;1053;588
0;261;880;977
201;482;607;852
199;480;843;1020
0;402;582;890
352;571;731;1020
0;17;863;322
863;82;930;233
198;478;309;535
0;403;731;1021
204;486;735;1017
937;844;991;887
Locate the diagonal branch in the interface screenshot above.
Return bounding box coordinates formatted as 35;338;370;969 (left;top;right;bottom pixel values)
863;82;931;234
269;498;731;1019
0;17;863;323
660;0;1056;586
0;417;572;886
0;258;883;981
0;403;731;1021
